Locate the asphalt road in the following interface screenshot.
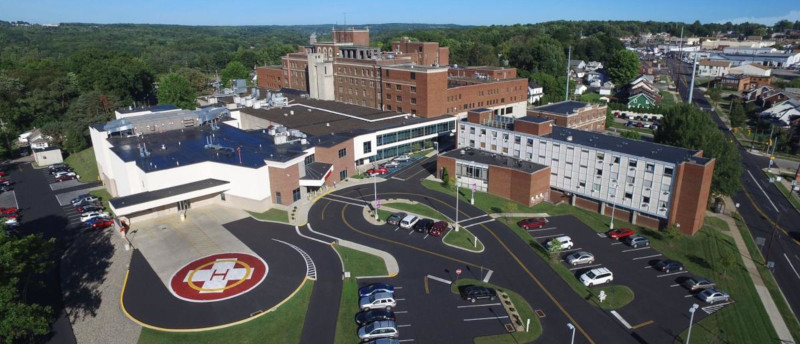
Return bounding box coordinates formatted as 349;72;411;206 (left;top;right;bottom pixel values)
309;178;700;343
666;54;800;318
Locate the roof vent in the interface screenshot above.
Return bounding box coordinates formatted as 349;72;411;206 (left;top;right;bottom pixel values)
284;113;288;117
460;149;465;155
161;144;166;150
308;108;312;112
290;110;295;115
567;136;573;141
326;122;330;127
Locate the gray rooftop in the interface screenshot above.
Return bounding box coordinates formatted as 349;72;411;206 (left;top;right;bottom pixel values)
110;179;229;210
532;101;592;116
442;148;549;174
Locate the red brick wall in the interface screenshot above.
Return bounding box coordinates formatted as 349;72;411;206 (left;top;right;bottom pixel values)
314;140;356;186
514;119;553;136
467;109;492;124
436;155;456;182
527;104;607;132
602;206;631;223
636;214;661;230
384;69;448;118
549;190;571;204
444;79;528;116
669;159;715;235
256;67;284;90
574;196;600;212
449;67;518;80
438;47;450;66
268;163;301;206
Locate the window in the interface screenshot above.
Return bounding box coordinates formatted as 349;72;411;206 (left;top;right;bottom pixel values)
629;159;638;168
411;98;416;105
506;106;513;114
579;181;586;188
596;152;605;160
338;148;347;158
385;70;390;77
304;154;315;165
386;83;391;88
645;163;655;173
410;72;416;80
397;107;402;112
592;183;601;192
624;192;633;200
469;127;475;134
339;169;347;181
387;105;391;110
642;196;650;204
386;93;391;99
644;180;653;188
177;200;191;211
363;141;372;154
396;84;401;91
664;167;674;176
275;192;282;204
411;86;416;93
502;133;509;141
613;156;620;164
396;95;402;102
596;169;603;176
527;138;534;146
480;128;486;135
626;176;635;184
514;136;521;144
469;140;475;147
293;188;301;202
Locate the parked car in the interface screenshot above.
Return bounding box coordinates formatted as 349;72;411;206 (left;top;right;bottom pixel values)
357;320;399;341
77;206;103;214
625;121;634;127
459;285;497;303
580;267;614;286
362;338;400;344
607;228;635;240
386;212;406;226
71;194;98;205
74;199;100;207
367;167;389;176
2;218;20;228
565;251;595;266
354;309;396;326
76;203;102;213
412;218;434;233
0;171;6;177
358;283;395;297
0;213;19;219
399;215;419;230
682;277;716;292
624;235;650;248
394;154;411;162
0;185;13;192
0;207;18;214
55;175;77;182
359;292;396;311
546;236;574;251
384;161;400;168
634;122;645;128
697;289;730;304
91;219;114;229
428;221;450;237
655;260;684;273
517;217;548;229
80;211;109;222
54;171;77;178
49;166;72;175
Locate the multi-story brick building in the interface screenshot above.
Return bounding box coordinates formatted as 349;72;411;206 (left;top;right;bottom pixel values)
440;109;715;235
525;101;608;132
255;28;528;119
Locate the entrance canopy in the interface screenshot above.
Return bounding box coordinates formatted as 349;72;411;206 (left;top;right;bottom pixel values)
110;179;230;216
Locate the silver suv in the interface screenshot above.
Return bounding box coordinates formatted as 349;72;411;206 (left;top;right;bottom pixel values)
358;320;399;341
359;292;397;311
624;235;650;248
580;267;614;286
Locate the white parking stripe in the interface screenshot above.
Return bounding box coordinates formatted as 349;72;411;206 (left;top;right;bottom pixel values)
670;284;680;287
463;316;509;322
622;247;651;252
657;271;688;278
408;231;414;235
397;324;411;328
457;303;501;308
533;233;564;239
610;310;632;329
426;275;452;285
643;266;652;269
632;254;662;260
684;294;695;298
610;242;623;245
569;264;601;271
394;311;408;314
398;340;415;342
528;226;558;231
394;227;400;231
463;219;495;228
423;234;429;239
394;287;403;289
395;298;406;301
482;270;494;283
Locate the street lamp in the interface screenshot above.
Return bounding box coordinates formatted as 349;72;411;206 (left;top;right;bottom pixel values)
455;176;460;232
686;303;699;344
567;323;576;344
609;178;618;230
373;171;379;220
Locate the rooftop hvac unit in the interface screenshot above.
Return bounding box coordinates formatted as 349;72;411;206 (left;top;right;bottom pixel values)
274;135;288;144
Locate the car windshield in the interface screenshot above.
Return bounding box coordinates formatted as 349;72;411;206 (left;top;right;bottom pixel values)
586;271;596;278
364;323;376;332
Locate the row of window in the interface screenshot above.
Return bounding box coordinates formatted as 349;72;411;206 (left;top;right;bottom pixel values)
376;122;454;146
337;67;375;77
338;77;375;88
385;83;417;93
275;188;302;204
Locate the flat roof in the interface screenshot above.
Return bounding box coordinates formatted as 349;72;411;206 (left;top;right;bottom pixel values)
107;123;309;173
116;104;179;115
442;148;549;174
382;64;449;72
549;126;711;166
516;116;552;124
110;179;229;209
532;101;592;116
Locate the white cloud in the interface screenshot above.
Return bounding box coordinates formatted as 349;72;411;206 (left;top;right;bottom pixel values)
719;10;800;25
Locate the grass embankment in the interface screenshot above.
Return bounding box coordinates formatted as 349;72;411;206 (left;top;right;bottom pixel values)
659;90;676;107
765;172;800;212
704;216;730;232
442;226;484;252
89;189;113;215
64;148;98;182
332;245;389;344
422;179;781;342
383;202;448;221
247;209;289;223
410;148;434;158
450;279;542;344
137;280;314;344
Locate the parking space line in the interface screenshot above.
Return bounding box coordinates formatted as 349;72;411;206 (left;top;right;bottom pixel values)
463;219;495;228
423;234;429;239
533;233;564;239
395;298;406;301
643;266;652;269
394;311;408;314
569;264;601;271
457;214;488;224
395;287;403;289
426;275;452;285
457;303;501;308
397;324;411;328
684;294;695;298
784;253;800;280
609;310;632;329
528;226;557;231
656;271;688;278
630;320;654;329
394;227;400;231
610;242;623;245
464;316;509;322
632;254;662;260
408;231;414;236
621;247;651;252
670;284;680;287
398;340;415;342
482;270;494;283
390;177;405;181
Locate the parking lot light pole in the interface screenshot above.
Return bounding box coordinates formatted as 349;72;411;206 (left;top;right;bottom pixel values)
567;323;575;344
609;179;617;230
686;303;699;344
455;176;460;232
373;173;379;220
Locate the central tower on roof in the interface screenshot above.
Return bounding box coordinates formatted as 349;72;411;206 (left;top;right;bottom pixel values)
332;27;370;46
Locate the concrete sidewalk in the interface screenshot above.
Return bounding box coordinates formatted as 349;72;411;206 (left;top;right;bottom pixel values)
292;176;385;226
708;202;794;343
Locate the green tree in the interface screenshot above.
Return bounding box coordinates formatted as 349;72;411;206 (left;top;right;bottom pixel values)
607;50;640;85
605;108;615;129
654;104;742;196
620;130;641;140
157;73;196;109
220;61;249;89
441;167;450;187
0;230;55;343
729;102;747;128
64;126;88;153
176;68;210;95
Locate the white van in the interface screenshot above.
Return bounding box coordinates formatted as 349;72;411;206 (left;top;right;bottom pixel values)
399;215;419;230
546;235;574;251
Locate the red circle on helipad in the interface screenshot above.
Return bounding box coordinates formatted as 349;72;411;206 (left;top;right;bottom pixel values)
169;253;268;303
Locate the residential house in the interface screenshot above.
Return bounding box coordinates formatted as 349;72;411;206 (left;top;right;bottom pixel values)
585;70;605;84
574;84;588;96
728;63;772;77
570;60;586;79
760;99;800;126
718;74;772;92
585;61;603;72
744;85;776;102
640;61;655;75
17;128;52;149
528;81;544;104
599;81;615;96
697;60;731;77
625;76;661;108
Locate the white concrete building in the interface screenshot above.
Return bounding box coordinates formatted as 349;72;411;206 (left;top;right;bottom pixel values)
728;63;772;77
697;60;731;77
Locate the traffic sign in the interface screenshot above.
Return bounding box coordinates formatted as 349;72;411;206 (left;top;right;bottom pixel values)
376;199;381;209
456;268;462;276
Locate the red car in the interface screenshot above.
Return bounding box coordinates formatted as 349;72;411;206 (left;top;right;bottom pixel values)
428;221;450;237
0;213;19;219
92;219;114;229
366;167;389;176
0;171;6;177
517;217;548;229
55;175;76;182
607;228;635;240
0;207;18;214
634;122;645;128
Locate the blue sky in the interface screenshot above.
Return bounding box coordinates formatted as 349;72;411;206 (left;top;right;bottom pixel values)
2;0;799;26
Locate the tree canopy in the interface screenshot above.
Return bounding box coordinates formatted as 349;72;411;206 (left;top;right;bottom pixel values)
220;61;249;89
157;73;196;110
607;50;640;85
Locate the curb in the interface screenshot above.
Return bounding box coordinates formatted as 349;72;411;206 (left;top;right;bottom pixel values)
441;227;485;253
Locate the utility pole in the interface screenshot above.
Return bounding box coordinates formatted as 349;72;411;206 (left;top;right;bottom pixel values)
688;52;698;104
678;26;684;61
565;46;572;102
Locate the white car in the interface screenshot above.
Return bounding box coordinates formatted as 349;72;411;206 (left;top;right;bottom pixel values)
546;236;574;251
384;161;400;168
80;211;109;222
54;171;77;179
565;251;595;266
580;267;614;286
359;292;397;311
71;195;99;205
697;289;730;304
357;321;399;341
393;154;410;162
399;215;419;230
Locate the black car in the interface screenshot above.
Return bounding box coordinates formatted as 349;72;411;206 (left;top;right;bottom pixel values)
459;285;497;303
386;212;406;226
78;206;104;214
354;309;396;326
413;218;434;233
655;260;684;273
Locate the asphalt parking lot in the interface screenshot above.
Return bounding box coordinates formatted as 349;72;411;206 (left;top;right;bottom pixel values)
528;216;728;339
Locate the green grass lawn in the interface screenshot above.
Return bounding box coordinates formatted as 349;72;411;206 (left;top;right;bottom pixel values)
765;172;800;212
333;244;387;277
611;122;655;135
383;202;448;221
659;90;676;107
334;278;360;344
442;226;484;252
64;148;98;182
138;280;314;344
247;208;289;223
89;188;113;215
450;279;542;344
704;216;730;232
410;148;434;158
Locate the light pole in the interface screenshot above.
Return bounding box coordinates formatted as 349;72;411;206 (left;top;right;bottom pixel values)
373;172;379;220
471;183;475;205
686;303;699;344
567;323;575;344
455;176;460;232
609;178;618;230
433;141;439;155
